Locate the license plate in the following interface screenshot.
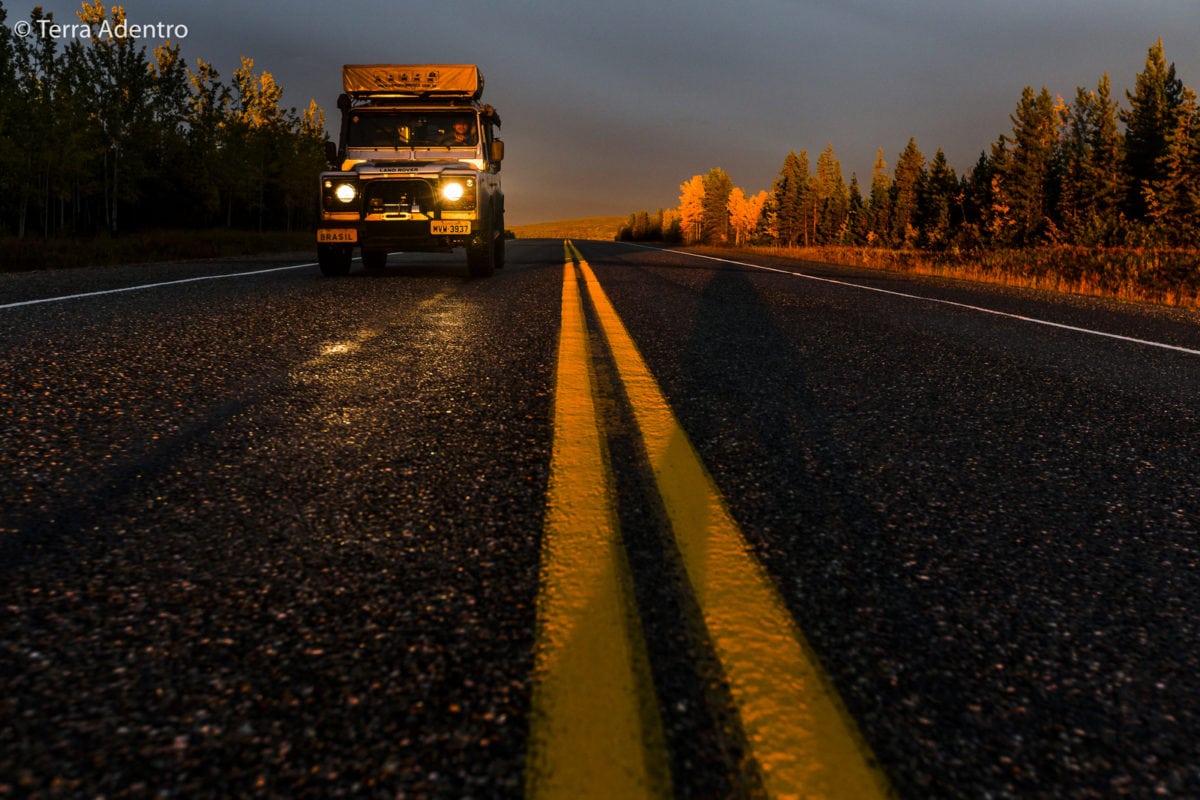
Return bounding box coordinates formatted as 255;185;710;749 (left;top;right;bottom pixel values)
431;220;471;235
317;228;357;243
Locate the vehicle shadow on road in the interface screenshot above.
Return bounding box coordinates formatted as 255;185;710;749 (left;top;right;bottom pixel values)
668;264;941;781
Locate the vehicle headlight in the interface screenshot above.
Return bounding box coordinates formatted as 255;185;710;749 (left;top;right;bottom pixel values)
441;182;465;202
334;182;357;203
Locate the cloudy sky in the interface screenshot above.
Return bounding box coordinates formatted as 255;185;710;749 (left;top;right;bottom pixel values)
10;0;1200;225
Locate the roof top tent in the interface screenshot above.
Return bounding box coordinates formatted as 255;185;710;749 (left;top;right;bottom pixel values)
341;64;485;101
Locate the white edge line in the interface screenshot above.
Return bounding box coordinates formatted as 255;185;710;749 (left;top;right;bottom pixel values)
621;243;1200;358
0;261;320;310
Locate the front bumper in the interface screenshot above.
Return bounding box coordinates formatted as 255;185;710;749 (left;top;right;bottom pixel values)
317;218;482;251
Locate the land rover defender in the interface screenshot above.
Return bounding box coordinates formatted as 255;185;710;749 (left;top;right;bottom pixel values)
317;65;505;277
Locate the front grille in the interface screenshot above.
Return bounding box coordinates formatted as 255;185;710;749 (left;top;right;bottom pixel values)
363;179;434;215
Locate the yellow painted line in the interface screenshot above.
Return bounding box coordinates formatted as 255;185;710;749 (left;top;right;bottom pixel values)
525;246;671;799
568;241;892;799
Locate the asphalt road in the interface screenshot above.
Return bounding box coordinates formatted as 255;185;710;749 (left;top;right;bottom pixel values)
3;239;1200;798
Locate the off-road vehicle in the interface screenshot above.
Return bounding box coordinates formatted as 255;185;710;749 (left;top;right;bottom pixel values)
317;64;504;277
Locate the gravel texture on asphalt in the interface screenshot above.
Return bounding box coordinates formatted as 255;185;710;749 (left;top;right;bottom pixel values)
6;240;1200;798
592;243;1200;798
1;247;559;798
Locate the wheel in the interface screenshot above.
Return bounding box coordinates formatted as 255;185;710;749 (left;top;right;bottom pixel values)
466;236;495;278
318;245;352;276
493;231;506;270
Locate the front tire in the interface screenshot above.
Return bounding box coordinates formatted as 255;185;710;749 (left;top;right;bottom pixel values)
494;230;506;270
466;235;495;278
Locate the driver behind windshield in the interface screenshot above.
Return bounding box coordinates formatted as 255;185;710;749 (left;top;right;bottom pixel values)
348;114;477;148
438;117;476;146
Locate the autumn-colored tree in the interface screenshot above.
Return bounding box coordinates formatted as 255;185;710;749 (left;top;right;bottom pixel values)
678;174;705;244
660;208;682;243
728;187;767;246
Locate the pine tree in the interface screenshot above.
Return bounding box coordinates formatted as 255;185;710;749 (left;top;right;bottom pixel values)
1060;74;1125;243
1145;85;1200;242
866;148;891;246
917;149;958;248
960;150;994;246
815;143;849;244
847;174;867;244
982;136;1016;246
1087;74;1126;240
766;151;807;246
1004;86;1060;244
890;138;924;246
701;167;733;244
1122;38;1186;222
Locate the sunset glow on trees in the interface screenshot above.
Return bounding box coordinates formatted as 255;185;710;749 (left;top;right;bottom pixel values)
622;38;1200;260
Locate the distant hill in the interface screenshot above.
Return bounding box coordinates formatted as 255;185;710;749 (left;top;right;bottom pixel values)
509;217;624;241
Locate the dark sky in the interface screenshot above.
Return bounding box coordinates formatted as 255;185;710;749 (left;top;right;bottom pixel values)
13;0;1200;224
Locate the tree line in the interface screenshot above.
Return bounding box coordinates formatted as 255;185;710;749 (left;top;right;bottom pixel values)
0;1;327;239
621;40;1199;252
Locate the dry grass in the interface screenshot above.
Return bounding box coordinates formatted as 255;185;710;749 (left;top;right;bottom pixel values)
509;217;624;242
0;229;317;272
735;244;1200;311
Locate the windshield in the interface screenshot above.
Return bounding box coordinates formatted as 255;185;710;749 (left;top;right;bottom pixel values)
347;112;479;149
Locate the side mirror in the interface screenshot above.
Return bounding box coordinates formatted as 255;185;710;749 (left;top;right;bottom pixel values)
325;140;339;166
490;139;504;164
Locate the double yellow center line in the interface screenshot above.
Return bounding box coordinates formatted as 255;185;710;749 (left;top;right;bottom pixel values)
527;242;892;798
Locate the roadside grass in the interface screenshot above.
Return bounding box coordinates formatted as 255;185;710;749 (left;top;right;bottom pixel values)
715;244;1200;311
0;229;316;272
13;226;1199;314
